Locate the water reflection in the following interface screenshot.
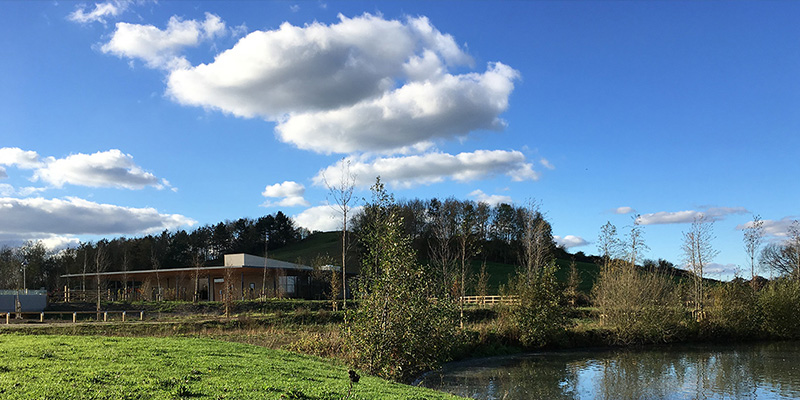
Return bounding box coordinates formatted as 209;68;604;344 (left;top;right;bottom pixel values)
416;342;800;400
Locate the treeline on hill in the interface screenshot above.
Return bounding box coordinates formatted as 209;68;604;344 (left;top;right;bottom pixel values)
0;211;302;291
352;197;589;266
0;193;597;293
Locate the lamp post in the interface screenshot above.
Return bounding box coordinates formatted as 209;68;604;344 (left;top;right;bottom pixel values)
21;260;27;293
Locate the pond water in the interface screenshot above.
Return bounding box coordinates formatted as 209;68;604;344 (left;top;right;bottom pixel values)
416;341;800;400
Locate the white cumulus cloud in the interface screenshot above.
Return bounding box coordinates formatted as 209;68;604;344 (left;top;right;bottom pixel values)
554;235;589;249
33;149;170;190
102;13;226;70
0;147;41;169
274;62;519;154
469;189;512;206
314;150;538;189
162;13;518;154
261;181;309;207
614;206;635;215
293;204;364;233
0;197;196;240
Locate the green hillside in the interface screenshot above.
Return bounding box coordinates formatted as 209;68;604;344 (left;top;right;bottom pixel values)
271;231;601;295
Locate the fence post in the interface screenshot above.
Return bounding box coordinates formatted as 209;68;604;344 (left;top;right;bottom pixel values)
40;312;44;323
122;311;126;322
73;312;77;323
140;311;144;321
5;313;8;325
103;312;108;322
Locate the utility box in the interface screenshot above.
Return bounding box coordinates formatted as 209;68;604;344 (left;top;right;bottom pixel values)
0;290;47;312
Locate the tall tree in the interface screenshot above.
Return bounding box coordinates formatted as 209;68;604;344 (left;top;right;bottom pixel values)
429;198;458;297
597;221;621;272
625;215;649;268
455;200;479;327
761;220;800;279
95;241;109;316
517;200;553;279
743;214;765;288
324;158;356;310
346;178;455;381
682;214;718;315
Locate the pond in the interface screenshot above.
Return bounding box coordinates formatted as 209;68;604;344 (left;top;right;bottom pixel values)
416;341;800;400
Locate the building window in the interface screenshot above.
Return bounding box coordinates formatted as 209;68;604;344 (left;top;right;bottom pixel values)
278;276;296;295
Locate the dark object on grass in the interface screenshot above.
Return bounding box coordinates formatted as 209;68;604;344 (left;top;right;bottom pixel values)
346;370;360;399
349;369;360;383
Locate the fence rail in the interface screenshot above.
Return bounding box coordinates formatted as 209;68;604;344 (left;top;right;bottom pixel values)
1;310;145;324
460;295;520;305
0;289;47;296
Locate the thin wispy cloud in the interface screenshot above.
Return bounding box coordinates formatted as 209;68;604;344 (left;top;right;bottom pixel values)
636;207;748;225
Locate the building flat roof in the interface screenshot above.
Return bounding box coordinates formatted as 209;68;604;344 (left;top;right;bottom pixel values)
60;253;316;278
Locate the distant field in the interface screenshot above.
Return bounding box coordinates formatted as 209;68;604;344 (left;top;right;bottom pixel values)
0;335;465;400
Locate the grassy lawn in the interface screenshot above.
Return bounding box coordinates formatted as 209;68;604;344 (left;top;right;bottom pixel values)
0;334;466;400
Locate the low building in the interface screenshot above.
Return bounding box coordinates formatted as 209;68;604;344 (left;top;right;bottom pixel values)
60;254;342;301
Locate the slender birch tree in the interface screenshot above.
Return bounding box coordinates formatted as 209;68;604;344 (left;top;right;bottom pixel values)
682;214;718;314
324;158;356;310
743;214;765;289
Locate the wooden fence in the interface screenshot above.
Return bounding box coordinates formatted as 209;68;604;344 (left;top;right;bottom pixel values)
460;295;520;305
1;310;145;325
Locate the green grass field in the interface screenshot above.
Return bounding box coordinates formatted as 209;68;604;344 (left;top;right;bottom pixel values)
0;334;466;400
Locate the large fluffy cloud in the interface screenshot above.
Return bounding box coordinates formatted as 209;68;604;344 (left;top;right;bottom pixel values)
32;149;170;190
161;13;518;154
102;13;226;70
314;150;538;189
261;181;309;207
0;147;41;169
636;207;749;225
0;197;196;238
273;62;518;153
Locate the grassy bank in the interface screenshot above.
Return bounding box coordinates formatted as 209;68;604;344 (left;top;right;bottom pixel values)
0;334;466;400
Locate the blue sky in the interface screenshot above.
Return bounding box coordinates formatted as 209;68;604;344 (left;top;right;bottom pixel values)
1;1;798;278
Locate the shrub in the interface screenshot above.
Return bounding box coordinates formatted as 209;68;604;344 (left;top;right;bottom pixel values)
345;179;457;382
706;280;761;338
503;263;566;347
593;262;685;345
759;278;800;338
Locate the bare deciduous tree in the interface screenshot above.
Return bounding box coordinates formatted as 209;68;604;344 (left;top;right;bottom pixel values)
743;214;765;289
121;248;130;301
191;247;205;303
761;220;800;279
598;221;622;272
151;248;161;301
324;158;356;310
682;214;718;315
518;200;553;281
625;215;649;269
455;201;479;328
429;198;458;297
95;242;109;317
